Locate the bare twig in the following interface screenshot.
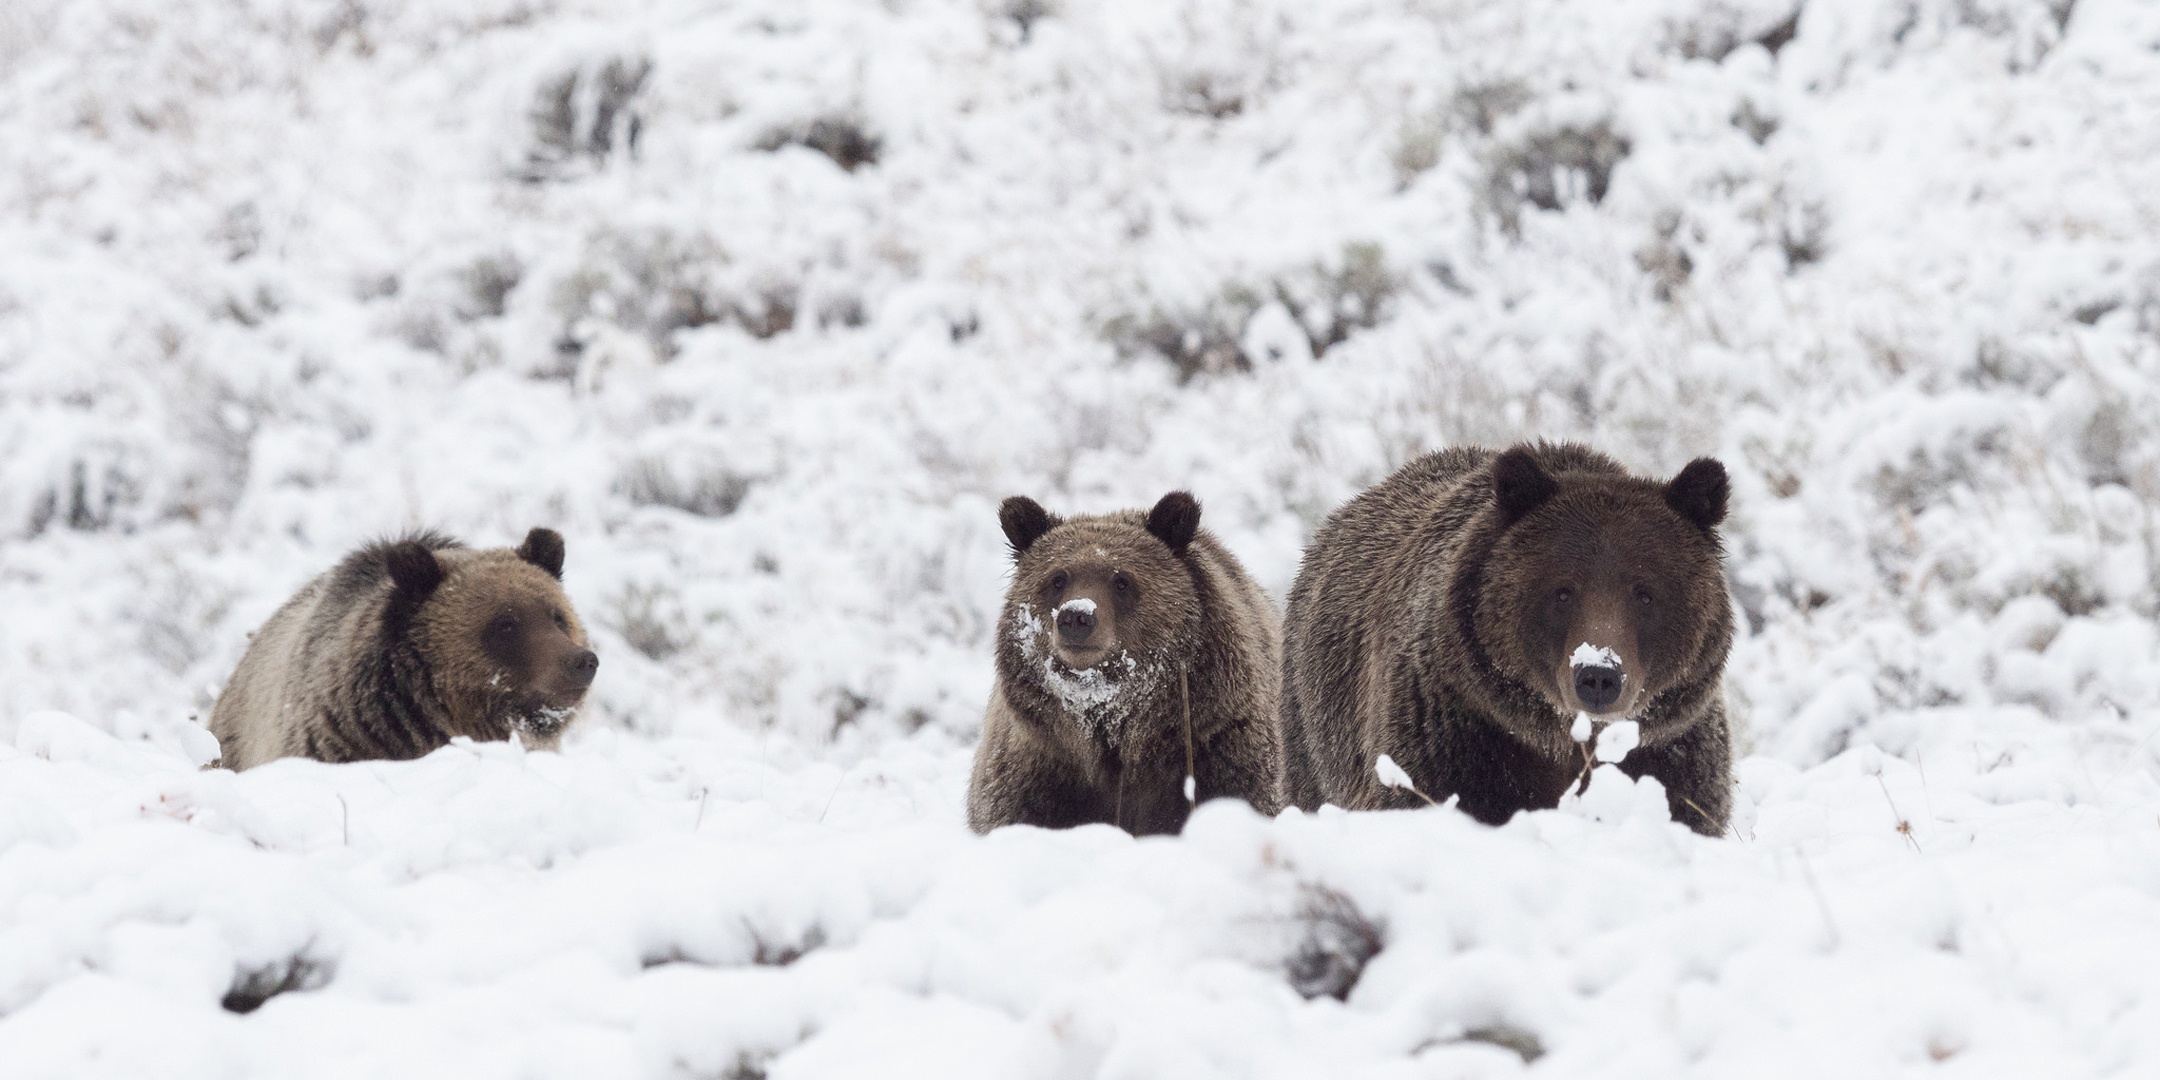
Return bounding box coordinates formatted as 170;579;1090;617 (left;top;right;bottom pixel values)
1374;754;1441;807
818;770;846;824
1795;849;1842;949
1678;795;1740;841
1180;667;1197;808
1875;772;1921;853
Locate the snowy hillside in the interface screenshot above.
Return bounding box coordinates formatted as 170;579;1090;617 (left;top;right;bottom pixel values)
4;0;2160;1074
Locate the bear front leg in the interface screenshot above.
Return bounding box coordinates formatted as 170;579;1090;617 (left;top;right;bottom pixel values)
1192;713;1285;817
1622;711;1732;837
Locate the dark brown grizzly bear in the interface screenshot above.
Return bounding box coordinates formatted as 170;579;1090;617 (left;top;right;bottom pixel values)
207;528;599;770
967;492;1285;836
1279;442;1735;835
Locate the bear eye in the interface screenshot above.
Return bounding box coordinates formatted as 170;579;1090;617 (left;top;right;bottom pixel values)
552;610;570;632
486;613;519;642
1112;573;1135;597
1049;571;1069;593
1554;586;1576;606
1634;587;1655;607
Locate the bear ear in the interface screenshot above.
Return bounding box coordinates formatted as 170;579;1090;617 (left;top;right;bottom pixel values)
518;527;566;579
998;497;1059;558
383;541;444;600
1664;458;1729;531
1492;447;1559;526
1146;491;1201;555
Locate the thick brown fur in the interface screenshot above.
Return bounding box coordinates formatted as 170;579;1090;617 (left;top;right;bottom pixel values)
208;528;598;770
968;492;1284;836
1279;443;1735;835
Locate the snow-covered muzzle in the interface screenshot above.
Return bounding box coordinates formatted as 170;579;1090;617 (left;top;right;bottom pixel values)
1009;601;1168;742
512;702;580;740
1534;586;1645;720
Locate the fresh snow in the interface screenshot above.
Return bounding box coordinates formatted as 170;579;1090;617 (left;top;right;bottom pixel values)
5;0;2160;1075
1057;597;1098;617
1570;642;1623;670
1373;753;1417;792
1594;718;1642;764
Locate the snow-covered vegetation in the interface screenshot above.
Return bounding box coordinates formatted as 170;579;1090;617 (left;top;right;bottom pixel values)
3;0;2159;1073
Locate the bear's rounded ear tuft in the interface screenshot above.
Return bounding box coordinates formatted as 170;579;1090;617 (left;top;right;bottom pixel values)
999;497;1059;558
384;541;444;599
1492;447;1559;526
518;527;566;579
1146;491;1202;555
1664;458;1729;531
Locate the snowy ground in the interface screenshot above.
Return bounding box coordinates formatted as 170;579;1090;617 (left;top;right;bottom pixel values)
4;0;2160;1075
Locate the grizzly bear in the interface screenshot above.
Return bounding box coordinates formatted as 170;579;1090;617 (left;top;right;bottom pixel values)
1279;443;1734;835
208;528;598;770
967;492;1284;836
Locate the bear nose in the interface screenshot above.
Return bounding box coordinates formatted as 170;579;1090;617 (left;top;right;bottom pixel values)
1574;665;1623;712
1055;606;1097;646
565;649;599;688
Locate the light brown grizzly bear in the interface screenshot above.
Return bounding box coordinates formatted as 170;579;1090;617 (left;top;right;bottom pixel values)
1279;443;1735;835
208;528;598;770
967;492;1284;836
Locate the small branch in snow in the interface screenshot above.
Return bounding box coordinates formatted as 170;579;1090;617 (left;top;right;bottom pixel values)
1569;712;1595;794
1180;667;1196;809
1678;795;1740;841
818;770;846;824
1874;772;1921;853
1374;754;1440;807
1794;848;1843;950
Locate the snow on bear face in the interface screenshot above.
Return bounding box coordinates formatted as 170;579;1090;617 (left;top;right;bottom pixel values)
993;494;1204;724
419;530;600;742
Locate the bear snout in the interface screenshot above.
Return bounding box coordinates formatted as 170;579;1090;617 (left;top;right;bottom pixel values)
1573;664;1624;712
1055;603;1098;646
564;648;599;689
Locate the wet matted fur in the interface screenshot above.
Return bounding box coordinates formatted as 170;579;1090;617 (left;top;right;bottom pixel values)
1279;443;1735;835
208;528;598;770
968;492;1285;836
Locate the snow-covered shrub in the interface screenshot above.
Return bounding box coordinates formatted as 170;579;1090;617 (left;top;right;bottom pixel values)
1484;116;1631;235
988;0;1058;44
1103;296;1255;382
1104;244;1402;379
456;253;524;322
1143;0;1290;120
518;50;651;181
1283;885;1384;1001
221;952;333;1014
612;582;696;662
1635;210;1695;302
1662;1;1804;61
619;456;753;519
544;225;810;358
755;114;882;172
1273;242;1400;359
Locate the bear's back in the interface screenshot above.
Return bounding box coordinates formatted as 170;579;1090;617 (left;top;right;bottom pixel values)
1179;526;1284;736
207;571;336;770
208;535;457;769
